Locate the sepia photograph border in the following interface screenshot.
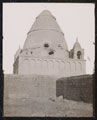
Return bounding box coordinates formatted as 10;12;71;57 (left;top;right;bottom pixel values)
0;0;96;120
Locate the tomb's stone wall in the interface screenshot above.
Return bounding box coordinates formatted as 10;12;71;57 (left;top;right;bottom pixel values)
13;10;86;77
14;56;86;76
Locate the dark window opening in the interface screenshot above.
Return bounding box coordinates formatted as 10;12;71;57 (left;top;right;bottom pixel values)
31;51;33;54
44;43;49;47
49;50;54;55
77;51;81;59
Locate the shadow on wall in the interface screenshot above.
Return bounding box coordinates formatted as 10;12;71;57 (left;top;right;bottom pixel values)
56;75;94;103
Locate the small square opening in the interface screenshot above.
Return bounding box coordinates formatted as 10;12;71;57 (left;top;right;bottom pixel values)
44;43;49;47
49;50;54;55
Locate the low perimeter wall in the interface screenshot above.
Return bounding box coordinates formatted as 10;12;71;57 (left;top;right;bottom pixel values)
4;74;93;104
56;75;94;103
4;74;57;101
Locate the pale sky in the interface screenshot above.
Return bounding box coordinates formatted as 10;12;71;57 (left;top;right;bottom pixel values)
3;3;95;74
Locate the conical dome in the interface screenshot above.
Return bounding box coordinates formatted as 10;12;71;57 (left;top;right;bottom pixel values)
27;10;63;34
23;10;68;59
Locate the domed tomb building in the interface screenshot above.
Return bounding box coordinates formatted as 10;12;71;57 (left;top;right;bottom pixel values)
13;10;86;77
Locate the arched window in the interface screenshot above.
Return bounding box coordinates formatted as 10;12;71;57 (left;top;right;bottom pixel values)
77;51;81;59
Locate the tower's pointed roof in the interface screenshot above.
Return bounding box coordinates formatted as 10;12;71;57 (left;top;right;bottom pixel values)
73;37;81;49
23;10;68;54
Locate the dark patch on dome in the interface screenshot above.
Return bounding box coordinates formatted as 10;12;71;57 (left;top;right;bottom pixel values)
48;49;54;55
31;51;33;54
44;43;49;48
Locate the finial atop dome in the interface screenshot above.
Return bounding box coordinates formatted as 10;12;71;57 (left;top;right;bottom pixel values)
76;37;78;42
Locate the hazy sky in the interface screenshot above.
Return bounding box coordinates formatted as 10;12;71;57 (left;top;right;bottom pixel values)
3;3;95;74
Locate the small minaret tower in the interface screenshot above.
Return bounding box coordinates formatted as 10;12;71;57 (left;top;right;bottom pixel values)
69;37;84;59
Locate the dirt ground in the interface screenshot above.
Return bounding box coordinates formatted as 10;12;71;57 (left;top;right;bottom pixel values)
4;97;93;117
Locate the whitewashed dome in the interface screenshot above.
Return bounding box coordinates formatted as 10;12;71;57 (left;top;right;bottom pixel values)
28;10;63;34
23;10;69;59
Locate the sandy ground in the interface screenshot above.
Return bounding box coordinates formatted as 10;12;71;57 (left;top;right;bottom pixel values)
4;97;93;117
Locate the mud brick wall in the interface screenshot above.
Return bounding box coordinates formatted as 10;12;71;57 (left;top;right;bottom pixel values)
4;74;57;102
4;74;93;104
56;75;93;103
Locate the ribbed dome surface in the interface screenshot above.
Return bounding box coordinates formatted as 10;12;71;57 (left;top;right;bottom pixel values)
23;10;68;58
